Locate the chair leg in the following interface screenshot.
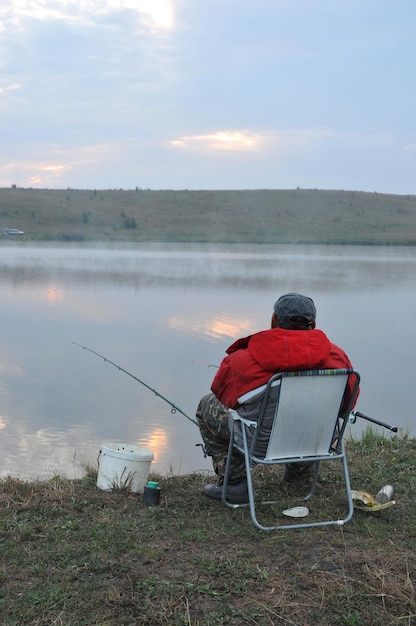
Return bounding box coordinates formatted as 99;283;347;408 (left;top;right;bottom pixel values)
223;428;354;530
222;432;279;526
304;461;320;502
340;443;354;525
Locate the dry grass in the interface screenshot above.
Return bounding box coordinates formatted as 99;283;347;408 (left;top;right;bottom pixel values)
1;433;415;625
1;187;416;244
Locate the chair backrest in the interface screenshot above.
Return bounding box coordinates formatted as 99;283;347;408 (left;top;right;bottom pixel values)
236;369;360;461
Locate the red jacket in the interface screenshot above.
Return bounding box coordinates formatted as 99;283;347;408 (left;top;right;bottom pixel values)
211;327;358;409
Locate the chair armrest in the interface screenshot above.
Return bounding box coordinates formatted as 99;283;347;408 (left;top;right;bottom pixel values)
229;409;258;428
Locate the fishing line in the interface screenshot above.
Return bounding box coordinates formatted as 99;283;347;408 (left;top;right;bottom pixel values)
192;360;219;369
73;342;198;426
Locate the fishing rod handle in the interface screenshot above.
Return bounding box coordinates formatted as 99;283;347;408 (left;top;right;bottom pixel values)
350;410;398;433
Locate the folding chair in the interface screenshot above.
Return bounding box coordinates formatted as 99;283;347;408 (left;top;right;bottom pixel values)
222;369;360;530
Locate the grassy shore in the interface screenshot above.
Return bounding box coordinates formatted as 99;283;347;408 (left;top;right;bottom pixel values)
1;187;416;244
1;190;415;624
1;430;415;625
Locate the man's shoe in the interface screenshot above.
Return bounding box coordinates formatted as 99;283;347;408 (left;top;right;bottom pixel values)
283;462;315;482
203;478;248;504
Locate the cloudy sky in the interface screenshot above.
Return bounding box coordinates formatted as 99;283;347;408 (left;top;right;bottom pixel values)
1;0;415;193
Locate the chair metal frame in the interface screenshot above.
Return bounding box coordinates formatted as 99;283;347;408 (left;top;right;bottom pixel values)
222;368;361;530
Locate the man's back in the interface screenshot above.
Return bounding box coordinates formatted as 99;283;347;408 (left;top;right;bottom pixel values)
211;327;353;409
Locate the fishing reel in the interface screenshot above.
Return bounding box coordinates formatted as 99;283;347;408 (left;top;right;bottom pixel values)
196;443;211;458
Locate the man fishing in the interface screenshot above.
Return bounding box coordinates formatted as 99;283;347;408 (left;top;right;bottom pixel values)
196;292;358;504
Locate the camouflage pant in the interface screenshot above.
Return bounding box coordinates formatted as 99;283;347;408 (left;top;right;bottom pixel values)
196;392;246;481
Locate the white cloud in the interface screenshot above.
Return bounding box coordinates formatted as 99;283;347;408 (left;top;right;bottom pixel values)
170;128;335;155
170;130;264;152
0;1;415;192
135;0;174;30
0;83;20;95
2;0;175;31
0;141;123;187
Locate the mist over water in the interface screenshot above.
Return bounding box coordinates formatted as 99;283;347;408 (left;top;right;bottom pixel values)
0;242;414;480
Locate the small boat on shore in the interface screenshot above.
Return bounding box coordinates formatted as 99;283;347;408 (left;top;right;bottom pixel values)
2;228;25;237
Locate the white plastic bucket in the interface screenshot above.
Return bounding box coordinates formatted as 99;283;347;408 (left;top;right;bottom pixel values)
97;443;154;493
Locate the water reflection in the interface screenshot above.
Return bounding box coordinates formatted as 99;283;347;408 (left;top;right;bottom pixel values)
0;242;415;480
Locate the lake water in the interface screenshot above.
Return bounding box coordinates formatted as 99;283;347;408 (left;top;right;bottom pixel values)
0;242;415;481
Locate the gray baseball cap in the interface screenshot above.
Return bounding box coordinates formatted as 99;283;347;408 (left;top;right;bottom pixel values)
273;292;316;323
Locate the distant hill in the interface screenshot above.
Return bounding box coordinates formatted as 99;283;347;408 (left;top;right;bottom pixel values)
0;187;415;245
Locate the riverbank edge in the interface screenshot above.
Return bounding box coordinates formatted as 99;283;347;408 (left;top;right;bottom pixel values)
1;431;415;625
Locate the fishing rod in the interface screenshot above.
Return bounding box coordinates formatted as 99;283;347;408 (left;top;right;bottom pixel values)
349;410;398;433
73;342;198;426
73;342;399;434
